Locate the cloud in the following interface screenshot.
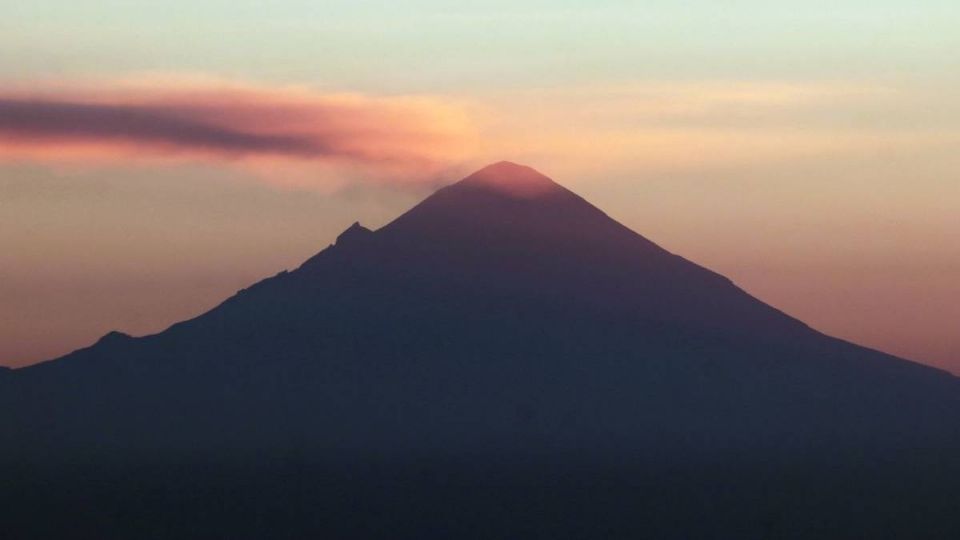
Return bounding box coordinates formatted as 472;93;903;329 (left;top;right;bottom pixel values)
4;78;953;190
471;81;958;176
0;79;478;187
0;99;323;155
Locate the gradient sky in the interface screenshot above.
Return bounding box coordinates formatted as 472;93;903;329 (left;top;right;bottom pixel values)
1;1;958;371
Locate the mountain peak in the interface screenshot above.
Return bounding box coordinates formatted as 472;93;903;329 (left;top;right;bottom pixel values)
456;161;561;197
335;221;372;247
376;160;671;261
380;161;600;237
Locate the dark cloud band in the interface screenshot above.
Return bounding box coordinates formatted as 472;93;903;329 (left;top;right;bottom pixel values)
0;85;470;172
0;98;326;157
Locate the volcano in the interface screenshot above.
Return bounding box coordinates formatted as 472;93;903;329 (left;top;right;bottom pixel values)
3;162;959;538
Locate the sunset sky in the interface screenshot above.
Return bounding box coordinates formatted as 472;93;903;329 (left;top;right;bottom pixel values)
1;1;957;371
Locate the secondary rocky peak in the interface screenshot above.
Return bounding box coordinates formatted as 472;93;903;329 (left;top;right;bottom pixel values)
335;221;372;247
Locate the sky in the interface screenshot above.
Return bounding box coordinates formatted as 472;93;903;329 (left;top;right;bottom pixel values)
1;1;958;371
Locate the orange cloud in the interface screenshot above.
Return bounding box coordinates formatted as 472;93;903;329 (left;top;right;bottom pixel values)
0;80;478;187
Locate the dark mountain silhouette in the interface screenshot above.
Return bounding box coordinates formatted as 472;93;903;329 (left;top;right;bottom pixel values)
3;162;959;539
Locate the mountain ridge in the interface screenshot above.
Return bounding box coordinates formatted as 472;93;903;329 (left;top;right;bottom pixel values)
4;161;960;538
11;162;951;383
5;162;955;434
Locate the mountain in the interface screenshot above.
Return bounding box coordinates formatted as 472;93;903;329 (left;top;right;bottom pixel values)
3;162;959;539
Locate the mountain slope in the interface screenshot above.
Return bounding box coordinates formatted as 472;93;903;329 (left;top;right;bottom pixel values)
5;161;956;462
4;161;960;538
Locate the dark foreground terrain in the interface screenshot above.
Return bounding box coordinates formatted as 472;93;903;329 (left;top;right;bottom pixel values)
4;456;960;539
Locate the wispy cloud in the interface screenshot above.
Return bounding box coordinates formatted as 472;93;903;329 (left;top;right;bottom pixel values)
0;78;478;187
0;98;326;155
472;81;958;176
3;78;953;190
